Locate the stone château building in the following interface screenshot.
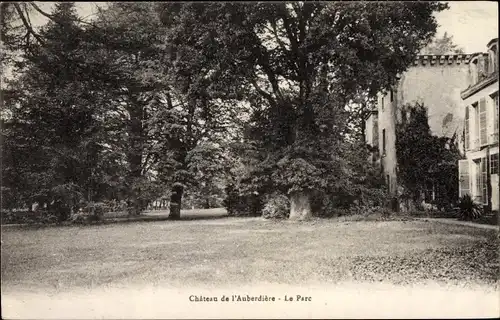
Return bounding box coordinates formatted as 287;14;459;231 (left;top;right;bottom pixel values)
459;38;499;212
364;52;476;209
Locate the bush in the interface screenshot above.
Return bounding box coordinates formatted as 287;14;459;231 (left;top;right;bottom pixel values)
262;193;290;219
456;194;482;221
70;202;109;224
311;189;390;218
348;205;392;218
1;209;59;225
223;184;263;216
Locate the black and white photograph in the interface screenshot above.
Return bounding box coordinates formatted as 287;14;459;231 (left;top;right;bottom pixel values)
1;1;499;318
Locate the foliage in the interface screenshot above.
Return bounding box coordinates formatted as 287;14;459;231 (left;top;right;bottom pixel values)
222;183;264;217
396;103;462;209
159;2;447;219
420;31;465;55
69;201;110;224
1;3;107;219
1;209;59;225
262;193;290;219
456;194;483;221
2;2;448;221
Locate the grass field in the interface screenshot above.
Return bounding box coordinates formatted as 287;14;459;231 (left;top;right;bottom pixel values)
1;211;499;318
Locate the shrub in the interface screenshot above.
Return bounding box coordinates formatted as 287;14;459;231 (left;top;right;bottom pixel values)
456;194;482;221
347;205;392;218
1;209;59;225
70;202;109;224
223;183;263;216
262;193;290;219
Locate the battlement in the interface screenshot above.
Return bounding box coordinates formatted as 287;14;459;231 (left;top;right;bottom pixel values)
412;53;488;66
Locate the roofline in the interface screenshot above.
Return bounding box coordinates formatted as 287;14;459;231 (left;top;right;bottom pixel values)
460;72;499;100
411;54;483;66
487;38;498;48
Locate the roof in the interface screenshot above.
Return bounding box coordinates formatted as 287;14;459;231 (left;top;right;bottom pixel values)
487;38;498;49
411;53;487;66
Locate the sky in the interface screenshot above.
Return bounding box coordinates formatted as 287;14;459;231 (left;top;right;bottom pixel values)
30;1;499;54
434;1;498;53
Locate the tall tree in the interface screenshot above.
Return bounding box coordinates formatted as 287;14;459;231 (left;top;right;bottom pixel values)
159;2;448;219
1;2;106;219
84;2;171;215
396;103;461;210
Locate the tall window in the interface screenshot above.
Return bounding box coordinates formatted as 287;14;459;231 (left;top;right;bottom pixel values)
381;96;385;111
458;160;470;197
390;89;394;102
481;157;487;204
479;98;487;146
489;44;497;74
464;106;470;150
491;153;499;175
473;102;479;149
474;160;483;203
475;158;488;204
373;116;379;148
382;128;386;155
493;94;499;143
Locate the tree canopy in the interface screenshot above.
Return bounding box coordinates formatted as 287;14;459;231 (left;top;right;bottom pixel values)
2;2;449;220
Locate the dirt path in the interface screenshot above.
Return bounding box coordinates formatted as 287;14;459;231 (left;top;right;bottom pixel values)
2;282;499;319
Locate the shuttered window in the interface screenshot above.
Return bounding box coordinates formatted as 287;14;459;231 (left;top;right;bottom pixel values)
458;160;470;198
474;160;482;203
473;102;479;149
494;95;499;143
464;106;470;151
479;98;487;146
373;116;379;148
481;157;488;204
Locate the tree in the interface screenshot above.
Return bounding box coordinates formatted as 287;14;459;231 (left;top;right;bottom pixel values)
1;2;107;219
78;2;175;215
420;31;465;55
396;103;461;211
159;2;448;220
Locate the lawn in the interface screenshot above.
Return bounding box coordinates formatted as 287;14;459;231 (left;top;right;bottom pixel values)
1;213;499;318
2;213;498;293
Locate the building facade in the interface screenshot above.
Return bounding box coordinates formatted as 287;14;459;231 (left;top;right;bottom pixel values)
459;38;499;212
365;53;473;202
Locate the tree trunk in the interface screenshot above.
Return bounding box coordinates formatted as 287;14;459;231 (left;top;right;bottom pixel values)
125;98;146;216
169;185;183;220
289;190;312;220
203;198;210;209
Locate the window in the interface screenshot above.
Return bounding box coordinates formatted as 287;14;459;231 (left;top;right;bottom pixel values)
474;158;488;204
464;106;470;151
381;96;385;111
386;175;390;193
390;89;394;102
382;128;386;155
473;102;479;148
474;160;483;203
470;58;479;85
491;153;499;175
481;157;487;204
373;116;379;148
489;44;497;74
479;98;487;146
458;160;470;197
493;94;499;143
